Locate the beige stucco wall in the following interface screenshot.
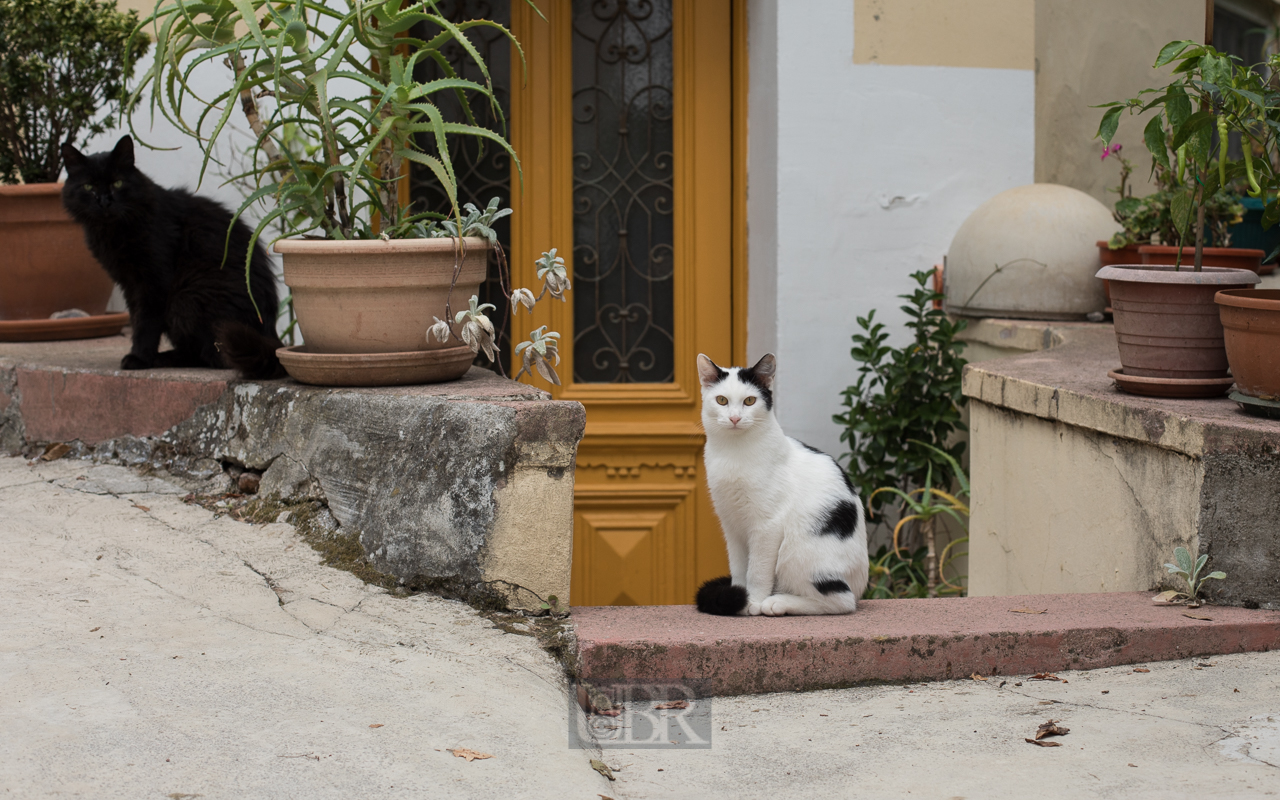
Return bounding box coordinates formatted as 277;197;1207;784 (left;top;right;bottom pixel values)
482;464;575;610
968;401;1202;596
1034;0;1205;205
854;0;1034;69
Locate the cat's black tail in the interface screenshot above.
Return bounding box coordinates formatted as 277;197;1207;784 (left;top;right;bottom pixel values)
216;322;287;380
695;576;748;616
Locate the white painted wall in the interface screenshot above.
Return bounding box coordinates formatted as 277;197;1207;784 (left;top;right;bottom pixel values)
746;0;1035;457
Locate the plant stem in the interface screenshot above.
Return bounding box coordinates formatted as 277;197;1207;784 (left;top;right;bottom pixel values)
1194;201;1206;271
923;516;938;598
230;54;282;167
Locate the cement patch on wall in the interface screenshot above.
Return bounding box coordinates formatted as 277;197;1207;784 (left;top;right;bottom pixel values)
969;402;1203;596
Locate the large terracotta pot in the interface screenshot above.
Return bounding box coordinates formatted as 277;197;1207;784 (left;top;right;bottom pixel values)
1216;289;1280;400
1097;240;1143;307
1096;265;1259;384
275;236;489;385
0;183;114;320
1139;245;1266;274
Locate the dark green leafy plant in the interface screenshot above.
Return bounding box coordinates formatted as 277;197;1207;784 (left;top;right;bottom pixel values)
1101;142;1244;251
0;0;150;183
1097;40;1278;268
834;270;969;513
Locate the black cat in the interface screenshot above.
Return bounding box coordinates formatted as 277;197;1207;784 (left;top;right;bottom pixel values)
61;135;284;379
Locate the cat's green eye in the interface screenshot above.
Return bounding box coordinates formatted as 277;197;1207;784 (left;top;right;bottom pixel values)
82;184;93;191
744;396;757;406
112;180;123;189
716;396;728;406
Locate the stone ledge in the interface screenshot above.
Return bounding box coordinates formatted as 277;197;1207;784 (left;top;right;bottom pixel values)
961;328;1279;607
0;334;584;611
573;594;1280;697
960;335;1280;459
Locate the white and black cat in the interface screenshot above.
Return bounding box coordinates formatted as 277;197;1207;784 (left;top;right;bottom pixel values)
695;353;869;616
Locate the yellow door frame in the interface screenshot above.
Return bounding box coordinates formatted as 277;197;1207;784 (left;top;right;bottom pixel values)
502;0;748;605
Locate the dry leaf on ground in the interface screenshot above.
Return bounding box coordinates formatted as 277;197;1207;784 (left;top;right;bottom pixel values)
1009;607;1047;614
40;443;71;461
1133;668;1150;673
1029;673;1062;681
1152;590;1184;605
1183;611;1213;621
970;673;988;681
368;724;383;729
448;748;492;762
1025;738;1062;747
1035;720;1070;740
132;502;150;512
654;700;689;710
590;759;616;781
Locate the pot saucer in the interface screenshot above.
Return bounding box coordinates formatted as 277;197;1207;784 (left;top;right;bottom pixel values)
1107;369;1235;399
276;344;475;387
0;312;129;342
1228;390;1280;419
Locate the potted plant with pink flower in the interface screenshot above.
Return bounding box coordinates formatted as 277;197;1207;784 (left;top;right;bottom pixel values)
1095;40;1263;398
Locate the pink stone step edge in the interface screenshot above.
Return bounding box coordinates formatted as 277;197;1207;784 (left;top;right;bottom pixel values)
572;593;1280;697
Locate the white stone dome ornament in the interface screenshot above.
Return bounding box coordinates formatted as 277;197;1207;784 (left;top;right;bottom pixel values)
945;184;1117;320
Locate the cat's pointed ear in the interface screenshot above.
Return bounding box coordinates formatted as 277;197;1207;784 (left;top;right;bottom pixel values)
61;142;87;172
110;135;134;169
749;353;776;388
697;354;726;388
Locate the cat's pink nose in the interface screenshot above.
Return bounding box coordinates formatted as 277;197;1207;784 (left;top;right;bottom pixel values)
729;415;741;425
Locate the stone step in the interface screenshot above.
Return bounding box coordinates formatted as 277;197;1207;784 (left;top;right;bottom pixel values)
572;592;1280;697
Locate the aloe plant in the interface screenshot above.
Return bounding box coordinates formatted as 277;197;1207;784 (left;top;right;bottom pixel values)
128;0;532;246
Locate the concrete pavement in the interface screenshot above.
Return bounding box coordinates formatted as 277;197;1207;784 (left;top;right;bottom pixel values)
0;455;611;799
2;454;1277;799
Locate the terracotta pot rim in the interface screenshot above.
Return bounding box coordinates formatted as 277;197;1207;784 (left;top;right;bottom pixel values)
1096;264;1261;285
1215;288;1280;309
0;182;63;197
1137;244;1266;257
273;236;490;255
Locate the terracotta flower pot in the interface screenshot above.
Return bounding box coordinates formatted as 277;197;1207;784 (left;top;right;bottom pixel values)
1096;265;1260;394
1139;245;1266;274
1216;289;1280;400
0;183;115;321
275;236;490;385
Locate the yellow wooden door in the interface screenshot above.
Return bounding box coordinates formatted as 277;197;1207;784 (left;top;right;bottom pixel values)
507;0;746;606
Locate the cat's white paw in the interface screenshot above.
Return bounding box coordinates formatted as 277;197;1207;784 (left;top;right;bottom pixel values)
761;595;789;616
746;601;764;616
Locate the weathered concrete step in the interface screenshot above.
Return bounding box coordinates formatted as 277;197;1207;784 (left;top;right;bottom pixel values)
572;593;1280;697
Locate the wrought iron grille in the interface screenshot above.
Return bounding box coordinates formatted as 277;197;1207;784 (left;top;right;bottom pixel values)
410;0;513;369
571;0;675;384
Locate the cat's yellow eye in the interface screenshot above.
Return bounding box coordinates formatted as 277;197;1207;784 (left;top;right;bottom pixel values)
82;184;92;191
744;396;757;406
716;396;728;406
112;180;123;189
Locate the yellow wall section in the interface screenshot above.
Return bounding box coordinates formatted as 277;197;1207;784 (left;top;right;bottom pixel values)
853;0;1034;70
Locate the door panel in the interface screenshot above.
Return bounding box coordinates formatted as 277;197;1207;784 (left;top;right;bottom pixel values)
510;0;736;606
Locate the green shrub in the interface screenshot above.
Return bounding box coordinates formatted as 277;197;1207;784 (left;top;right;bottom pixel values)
0;0;149;184
834;269;969;513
